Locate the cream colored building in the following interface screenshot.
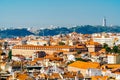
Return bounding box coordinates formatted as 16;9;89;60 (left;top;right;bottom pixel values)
86;39;102;52
107;54;120;64
27;40;48;46
93;37;113;47
12;45;75;57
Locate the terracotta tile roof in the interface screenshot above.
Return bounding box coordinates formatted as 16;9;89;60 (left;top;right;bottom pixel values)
17;73;29;80
0;39;5;42
86;39;100;45
114;72;120;74
114;37;119;41
29;58;44;65
77;74;84;78
13;45;74;49
101;64;120;69
68;61;100;69
48;73;61;79
90;52;100;56
38;73;47;79
75;45;86;48
99;49;106;53
63;72;74;78
102;69;107;72
29;61;37;66
34;58;44;61
44;55;63;61
91;76;108;80
33;73;39;77
70;71;84;78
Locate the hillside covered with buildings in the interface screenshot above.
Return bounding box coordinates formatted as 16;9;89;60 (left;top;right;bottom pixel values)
1;32;120;80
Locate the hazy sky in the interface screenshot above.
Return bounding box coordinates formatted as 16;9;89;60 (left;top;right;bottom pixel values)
0;0;119;28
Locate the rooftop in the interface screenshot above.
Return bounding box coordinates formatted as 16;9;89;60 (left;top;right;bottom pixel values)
68;61;100;69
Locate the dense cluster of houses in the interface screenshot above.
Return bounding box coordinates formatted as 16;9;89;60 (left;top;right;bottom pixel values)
1;32;120;80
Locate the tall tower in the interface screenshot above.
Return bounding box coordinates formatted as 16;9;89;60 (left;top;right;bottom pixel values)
102;17;106;27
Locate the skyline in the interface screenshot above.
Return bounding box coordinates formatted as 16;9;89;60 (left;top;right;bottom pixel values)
0;0;120;28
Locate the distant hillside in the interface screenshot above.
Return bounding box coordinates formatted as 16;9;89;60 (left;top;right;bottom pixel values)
0;25;120;38
38;25;120;36
0;28;34;38
38;27;71;36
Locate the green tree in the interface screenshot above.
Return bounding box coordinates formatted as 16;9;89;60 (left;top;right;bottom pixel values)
67;61;74;65
103;43;111;53
106;47;112;53
77;50;81;54
112;46;119;53
8;50;12;61
103;43;108;48
59;42;65;45
75;58;91;62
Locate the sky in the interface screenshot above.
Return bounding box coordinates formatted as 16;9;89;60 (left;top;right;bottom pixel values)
0;0;120;28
